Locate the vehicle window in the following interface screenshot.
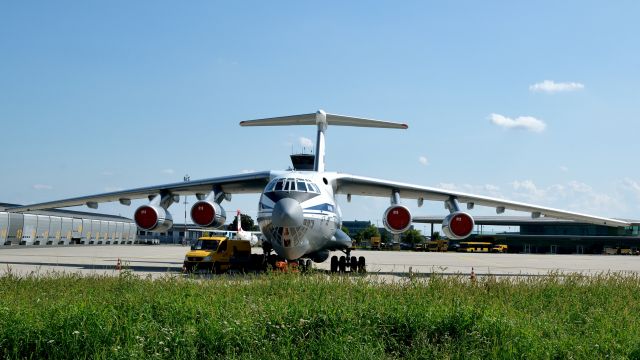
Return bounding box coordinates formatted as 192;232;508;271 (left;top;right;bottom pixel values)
310;183;320;193
194;240;219;251
297;181;307;192
283;181;291;191
274;180;284;191
217;241;228;253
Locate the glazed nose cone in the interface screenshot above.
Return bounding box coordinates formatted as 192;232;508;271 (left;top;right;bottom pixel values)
271;198;303;227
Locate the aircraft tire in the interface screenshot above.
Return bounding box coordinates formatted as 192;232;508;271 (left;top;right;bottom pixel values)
350;256;357;271
358;256;366;273
330;256;338;273
338;256;346;273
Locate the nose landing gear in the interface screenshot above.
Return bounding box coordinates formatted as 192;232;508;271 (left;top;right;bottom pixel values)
330;249;366;273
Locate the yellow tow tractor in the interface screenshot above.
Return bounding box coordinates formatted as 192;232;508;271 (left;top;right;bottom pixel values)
183;236;265;274
491;244;508;253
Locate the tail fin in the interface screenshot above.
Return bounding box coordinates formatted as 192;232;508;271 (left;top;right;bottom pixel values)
240;110;407;172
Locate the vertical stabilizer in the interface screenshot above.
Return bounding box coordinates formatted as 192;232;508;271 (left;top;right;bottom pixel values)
314;110;327;172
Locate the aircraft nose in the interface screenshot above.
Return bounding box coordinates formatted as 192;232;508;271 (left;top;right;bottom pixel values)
271;198;303;227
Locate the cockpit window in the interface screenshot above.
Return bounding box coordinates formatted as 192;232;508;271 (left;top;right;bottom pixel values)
266;180;277;192
308;183;320;193
267;178;321;193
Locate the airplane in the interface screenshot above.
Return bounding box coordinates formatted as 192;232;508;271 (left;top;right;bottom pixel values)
189;210;261;247
8;110;631;273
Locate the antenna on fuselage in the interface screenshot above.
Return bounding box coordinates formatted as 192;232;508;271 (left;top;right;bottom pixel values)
239;110;408;172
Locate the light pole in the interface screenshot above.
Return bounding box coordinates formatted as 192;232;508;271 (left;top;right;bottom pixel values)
183;174;190;245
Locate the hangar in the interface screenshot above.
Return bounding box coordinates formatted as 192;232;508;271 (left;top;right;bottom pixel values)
414;216;640;254
0;203;136;246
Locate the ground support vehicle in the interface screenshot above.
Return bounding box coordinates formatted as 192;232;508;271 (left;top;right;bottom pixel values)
183;236;265;274
370;236;381;250
457;242;493;253
491;244;508;253
426;240;449;252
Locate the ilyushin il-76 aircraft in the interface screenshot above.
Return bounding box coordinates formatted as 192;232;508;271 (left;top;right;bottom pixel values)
9;110;630;272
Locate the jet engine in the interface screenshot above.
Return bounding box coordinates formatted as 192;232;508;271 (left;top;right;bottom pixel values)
383;205;412;234
442;212;475;240
190;200;227;229
134;204;174;232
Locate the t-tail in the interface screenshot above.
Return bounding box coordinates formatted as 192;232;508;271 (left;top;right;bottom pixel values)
239;110;408;172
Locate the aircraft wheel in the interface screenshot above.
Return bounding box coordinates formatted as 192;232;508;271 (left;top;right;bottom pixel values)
358;256;366;273
350;256;358;272
338;256;346;273
330;256;338;273
301;259;312;272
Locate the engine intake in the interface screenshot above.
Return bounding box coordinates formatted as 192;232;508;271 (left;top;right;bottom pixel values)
190;200;226;229
134;204;173;232
383;205;412;234
442;212;474;240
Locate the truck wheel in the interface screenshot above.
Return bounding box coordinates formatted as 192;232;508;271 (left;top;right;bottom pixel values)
330;256;338;273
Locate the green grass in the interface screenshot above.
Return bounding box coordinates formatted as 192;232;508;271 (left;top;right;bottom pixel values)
1;270;640;359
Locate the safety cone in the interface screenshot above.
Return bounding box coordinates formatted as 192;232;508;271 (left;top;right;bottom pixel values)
116;258;122;271
470;267;476;282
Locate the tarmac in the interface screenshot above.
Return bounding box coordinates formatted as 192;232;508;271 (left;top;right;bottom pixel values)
2;245;640;279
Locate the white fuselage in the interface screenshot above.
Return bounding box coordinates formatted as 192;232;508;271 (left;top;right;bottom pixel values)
257;172;347;260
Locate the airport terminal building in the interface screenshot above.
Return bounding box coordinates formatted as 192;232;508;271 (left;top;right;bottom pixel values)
414;216;640;254
0;203;136;246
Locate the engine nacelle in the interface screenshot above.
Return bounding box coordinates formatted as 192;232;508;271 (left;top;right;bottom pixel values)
190;200;227;229
442;212;475;240
383;205;412;234
134;204;173;232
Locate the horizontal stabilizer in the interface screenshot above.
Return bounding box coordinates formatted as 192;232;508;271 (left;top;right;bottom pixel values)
239;110;408;129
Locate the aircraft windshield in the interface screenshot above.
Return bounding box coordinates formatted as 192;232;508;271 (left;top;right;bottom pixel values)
265;178;320;193
192;239;219;251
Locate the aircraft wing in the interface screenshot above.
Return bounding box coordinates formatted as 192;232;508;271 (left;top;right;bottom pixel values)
333;173;630;227
7;171;276;212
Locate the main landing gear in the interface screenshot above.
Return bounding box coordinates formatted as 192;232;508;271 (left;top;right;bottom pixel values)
330;249;366;273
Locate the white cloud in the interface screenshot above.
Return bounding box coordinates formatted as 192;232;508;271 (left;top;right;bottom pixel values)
32;184;52;190
559;165;569;172
299;137;314;149
529;80;585;93
161;169;175;175
418;156;429;166
489;113;547;133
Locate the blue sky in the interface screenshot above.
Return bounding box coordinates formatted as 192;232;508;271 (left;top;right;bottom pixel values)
2;1;639;230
